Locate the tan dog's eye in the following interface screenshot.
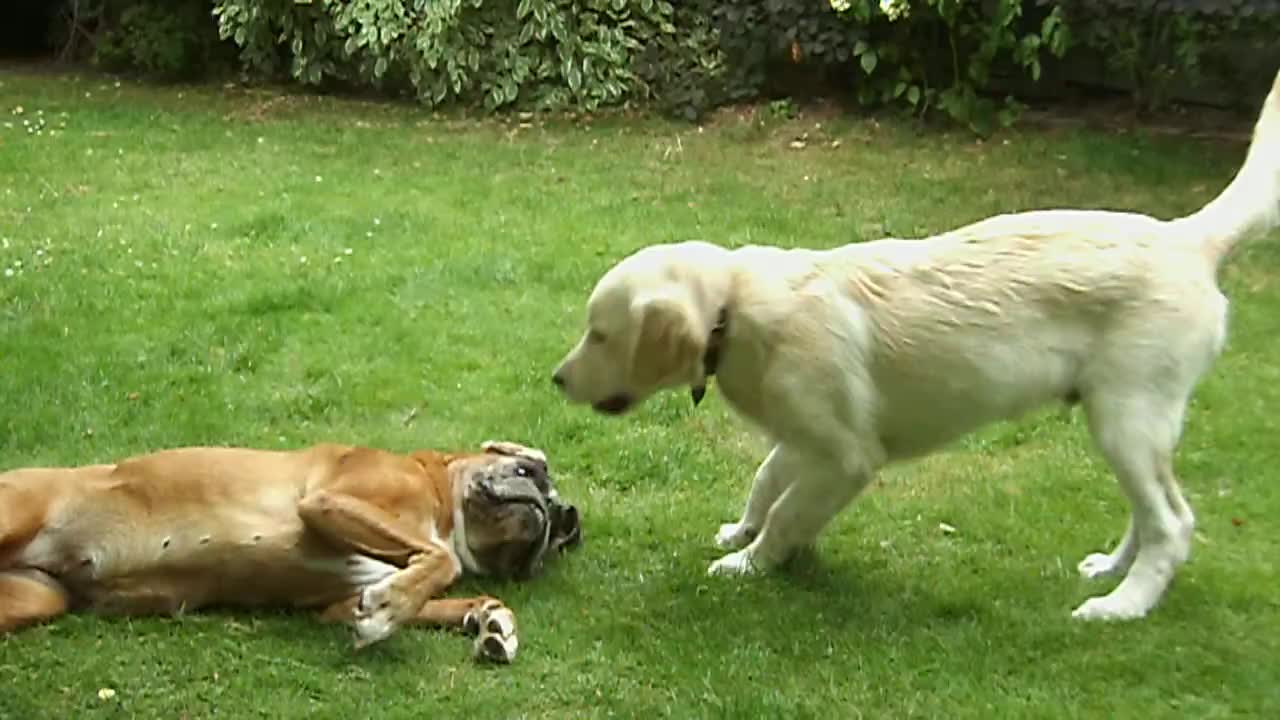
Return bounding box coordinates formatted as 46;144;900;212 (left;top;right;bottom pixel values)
588;330;607;344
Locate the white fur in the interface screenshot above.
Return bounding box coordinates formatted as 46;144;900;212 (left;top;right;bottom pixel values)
554;71;1280;621
338;554;399;586
350;532;461;649
352;573;399;648
426;524;464;582
466;599;519;663
450;483;485;575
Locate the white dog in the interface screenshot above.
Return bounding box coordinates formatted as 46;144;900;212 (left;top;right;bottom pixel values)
552;70;1280;621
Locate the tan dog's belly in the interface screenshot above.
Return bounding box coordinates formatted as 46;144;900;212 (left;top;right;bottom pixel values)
5;447;396;615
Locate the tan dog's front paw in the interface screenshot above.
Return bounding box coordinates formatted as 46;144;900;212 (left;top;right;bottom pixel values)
464;599;519;663
352;576;414;649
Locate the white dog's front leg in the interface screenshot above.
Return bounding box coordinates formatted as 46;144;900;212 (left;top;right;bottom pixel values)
710;450;873;577
707;547;760;576
715;445;795;551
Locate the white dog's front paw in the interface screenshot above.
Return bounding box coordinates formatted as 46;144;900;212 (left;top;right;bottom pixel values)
1077;552;1127;580
708;548;760;577
464;600;519;664
1070;594;1149;622
715;522;758;550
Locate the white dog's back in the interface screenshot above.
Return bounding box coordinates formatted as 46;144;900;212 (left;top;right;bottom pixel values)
799;211;1222;458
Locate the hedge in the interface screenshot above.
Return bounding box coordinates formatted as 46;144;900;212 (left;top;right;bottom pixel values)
50;0;1280;131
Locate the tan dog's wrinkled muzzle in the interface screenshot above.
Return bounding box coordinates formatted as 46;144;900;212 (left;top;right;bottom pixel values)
457;442;582;580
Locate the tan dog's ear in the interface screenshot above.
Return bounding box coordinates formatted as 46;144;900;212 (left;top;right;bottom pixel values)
630;290;707;397
481;441;548;466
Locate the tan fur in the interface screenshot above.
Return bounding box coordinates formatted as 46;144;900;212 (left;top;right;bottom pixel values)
0;440;567;661
554;69;1280;621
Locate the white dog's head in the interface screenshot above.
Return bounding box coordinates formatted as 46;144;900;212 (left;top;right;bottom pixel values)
552;241;732;415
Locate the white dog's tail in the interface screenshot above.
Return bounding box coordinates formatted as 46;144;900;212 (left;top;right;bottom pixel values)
1176;68;1280;268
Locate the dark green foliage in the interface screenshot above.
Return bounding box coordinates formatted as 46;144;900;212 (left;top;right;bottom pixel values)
697;0;863;103
40;0;1280;128
1043;0;1280;113
679;0;1071;133
92;0;226;79
50;0;232;79
209;0;721;114
203;0;1070;129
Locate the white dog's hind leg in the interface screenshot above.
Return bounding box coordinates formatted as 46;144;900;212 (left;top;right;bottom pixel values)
710;447;873;576
1158;456;1196;550
1073;395;1193;621
716;445;794;550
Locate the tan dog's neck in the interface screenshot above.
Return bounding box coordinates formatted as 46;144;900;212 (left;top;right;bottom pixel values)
408;451;461;540
411;450;491;575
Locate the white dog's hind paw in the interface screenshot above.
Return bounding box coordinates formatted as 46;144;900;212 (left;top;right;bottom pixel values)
1077;552;1128;580
715;522;758;550
465;600;519;664
708;549;760;577
1071;594;1149;622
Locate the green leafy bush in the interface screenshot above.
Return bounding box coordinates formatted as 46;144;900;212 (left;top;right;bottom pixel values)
694;0;862;104
45;0;1278;129
1046;0;1279;114
210;0;723;114
682;0;1066;133
86;0;230;79
826;0;1069;133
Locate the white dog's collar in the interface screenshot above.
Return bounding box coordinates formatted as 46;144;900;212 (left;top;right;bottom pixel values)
692;306;730;407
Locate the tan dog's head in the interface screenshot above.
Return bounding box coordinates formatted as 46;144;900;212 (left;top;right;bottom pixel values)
448;441;581;580
552;241;732;415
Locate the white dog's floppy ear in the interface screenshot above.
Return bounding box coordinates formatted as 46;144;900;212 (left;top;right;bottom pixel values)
630;289;708;397
481;440;548;466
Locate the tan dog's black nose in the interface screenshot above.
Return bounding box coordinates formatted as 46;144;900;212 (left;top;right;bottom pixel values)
551;372;565;388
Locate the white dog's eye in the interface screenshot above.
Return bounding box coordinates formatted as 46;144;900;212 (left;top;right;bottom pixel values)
587;330;607;344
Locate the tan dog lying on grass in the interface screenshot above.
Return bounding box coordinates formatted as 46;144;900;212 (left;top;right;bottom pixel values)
0;439;580;663
553;70;1280;621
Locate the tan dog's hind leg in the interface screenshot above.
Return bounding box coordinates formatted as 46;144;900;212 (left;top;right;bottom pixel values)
0;569;70;633
0;479;51;564
0;485;66;634
299;491;461;648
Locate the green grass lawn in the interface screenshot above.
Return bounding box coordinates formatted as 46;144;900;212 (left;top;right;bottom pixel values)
1;69;1278;719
